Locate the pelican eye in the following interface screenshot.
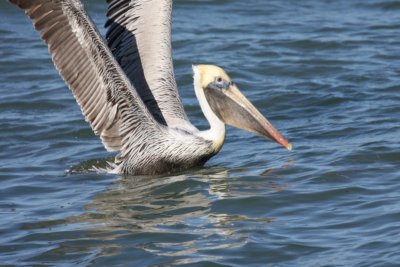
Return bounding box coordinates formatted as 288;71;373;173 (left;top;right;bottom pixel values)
209;76;231;90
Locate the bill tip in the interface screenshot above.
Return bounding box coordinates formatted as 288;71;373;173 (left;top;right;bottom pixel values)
286;143;293;151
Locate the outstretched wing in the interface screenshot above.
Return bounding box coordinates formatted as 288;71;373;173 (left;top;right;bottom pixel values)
10;0;164;152
106;0;196;131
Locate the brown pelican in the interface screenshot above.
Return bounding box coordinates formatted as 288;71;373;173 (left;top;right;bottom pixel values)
10;0;292;175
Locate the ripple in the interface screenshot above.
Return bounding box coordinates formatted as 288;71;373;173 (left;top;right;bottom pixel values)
1;0;400;266
366;1;400;10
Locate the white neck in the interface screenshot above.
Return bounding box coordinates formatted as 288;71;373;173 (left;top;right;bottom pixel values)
193;67;226;152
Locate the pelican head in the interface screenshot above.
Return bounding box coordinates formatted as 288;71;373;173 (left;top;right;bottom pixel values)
193;64;292;151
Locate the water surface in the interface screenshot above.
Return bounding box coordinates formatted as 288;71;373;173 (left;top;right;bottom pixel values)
0;0;399;266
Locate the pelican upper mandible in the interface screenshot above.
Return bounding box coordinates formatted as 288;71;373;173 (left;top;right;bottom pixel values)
9;0;291;175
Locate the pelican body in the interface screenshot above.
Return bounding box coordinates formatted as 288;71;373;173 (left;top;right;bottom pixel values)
10;0;291;175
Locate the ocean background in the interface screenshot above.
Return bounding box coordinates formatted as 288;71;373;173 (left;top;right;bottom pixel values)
0;0;399;266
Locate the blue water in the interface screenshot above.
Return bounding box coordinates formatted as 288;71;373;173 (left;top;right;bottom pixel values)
1;0;399;266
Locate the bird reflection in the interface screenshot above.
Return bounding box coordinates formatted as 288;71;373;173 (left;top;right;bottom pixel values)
72;168;230;230
66;164;290;259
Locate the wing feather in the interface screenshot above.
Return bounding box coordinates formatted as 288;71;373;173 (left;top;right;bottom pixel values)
105;0;197;132
10;0;164;152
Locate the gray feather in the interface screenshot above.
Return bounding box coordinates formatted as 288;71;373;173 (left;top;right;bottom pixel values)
105;0;197;132
10;0;215;175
